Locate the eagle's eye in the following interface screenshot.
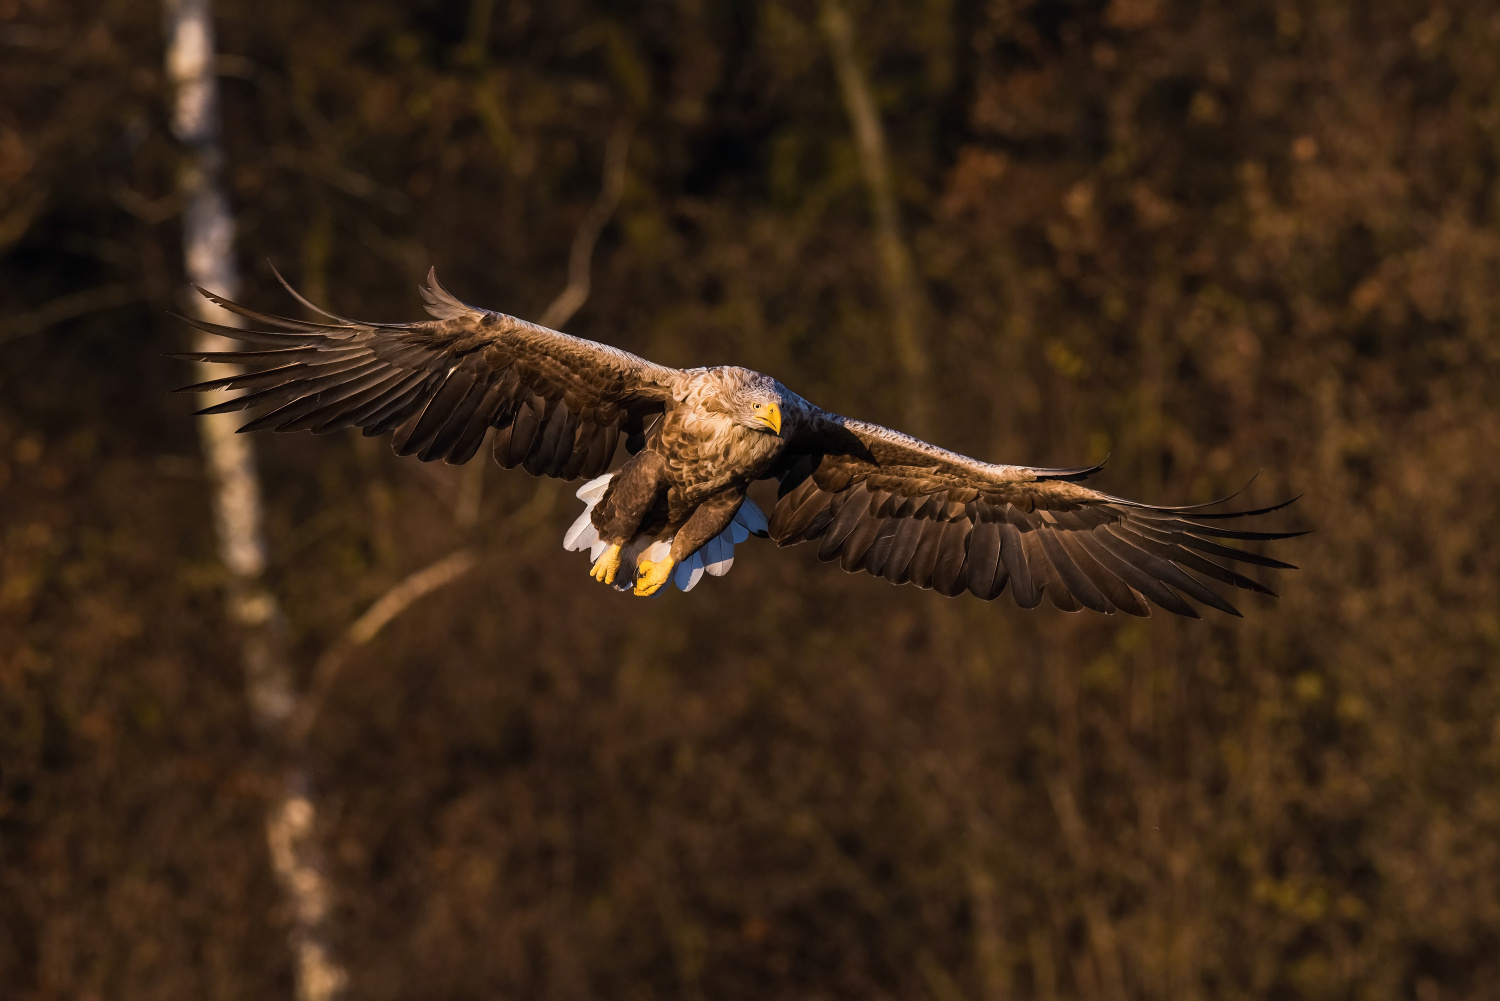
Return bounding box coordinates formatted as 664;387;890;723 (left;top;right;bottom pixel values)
752;402;762;410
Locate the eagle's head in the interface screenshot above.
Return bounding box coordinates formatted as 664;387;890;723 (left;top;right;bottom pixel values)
717;368;784;437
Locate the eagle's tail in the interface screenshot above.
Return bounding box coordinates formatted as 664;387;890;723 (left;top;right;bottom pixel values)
563;473;766;594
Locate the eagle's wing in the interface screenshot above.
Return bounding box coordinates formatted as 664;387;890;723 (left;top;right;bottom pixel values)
767;411;1303;617
174;270;680;478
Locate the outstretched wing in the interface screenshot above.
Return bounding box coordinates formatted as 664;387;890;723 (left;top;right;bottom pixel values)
767;411;1304;617
174;270;680;478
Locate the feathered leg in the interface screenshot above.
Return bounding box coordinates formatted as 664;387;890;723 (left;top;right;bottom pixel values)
634;487;745;596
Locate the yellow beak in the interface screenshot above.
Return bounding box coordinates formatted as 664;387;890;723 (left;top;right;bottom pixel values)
756;402;782;436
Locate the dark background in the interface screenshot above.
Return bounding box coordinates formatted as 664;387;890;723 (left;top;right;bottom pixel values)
3;0;1499;998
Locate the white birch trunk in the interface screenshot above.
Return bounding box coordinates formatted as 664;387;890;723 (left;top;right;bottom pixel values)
164;3;347;998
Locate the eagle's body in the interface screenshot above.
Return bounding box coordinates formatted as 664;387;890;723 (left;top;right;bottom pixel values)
177;271;1302;614
580;367;794;591
655;368;791;496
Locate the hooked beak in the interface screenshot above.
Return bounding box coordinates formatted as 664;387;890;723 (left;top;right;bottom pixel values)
755;402;783;436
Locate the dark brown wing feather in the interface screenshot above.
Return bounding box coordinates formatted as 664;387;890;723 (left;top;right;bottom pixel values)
767;411;1304;617
173;270;679;476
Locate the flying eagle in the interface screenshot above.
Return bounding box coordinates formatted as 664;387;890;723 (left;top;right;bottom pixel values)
175;271;1301;616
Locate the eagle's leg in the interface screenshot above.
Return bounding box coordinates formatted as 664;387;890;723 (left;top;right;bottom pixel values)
633;487;746;596
670;488;746;561
590;544;623;585
592;449;668;541
633;555;677;596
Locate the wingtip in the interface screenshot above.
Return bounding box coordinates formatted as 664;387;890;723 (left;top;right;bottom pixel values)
1032;453;1110;482
267;259;358;324
1187;494;1306;520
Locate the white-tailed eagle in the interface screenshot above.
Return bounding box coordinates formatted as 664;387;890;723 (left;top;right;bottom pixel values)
175;271;1301;615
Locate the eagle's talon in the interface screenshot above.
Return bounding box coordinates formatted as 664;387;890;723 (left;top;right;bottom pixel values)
590;544;622;585
633;556;677;596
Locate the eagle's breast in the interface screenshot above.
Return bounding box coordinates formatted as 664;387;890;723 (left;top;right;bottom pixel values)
654;373;784;501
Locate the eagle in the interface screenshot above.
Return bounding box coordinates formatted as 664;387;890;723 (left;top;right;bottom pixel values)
174;271;1301;616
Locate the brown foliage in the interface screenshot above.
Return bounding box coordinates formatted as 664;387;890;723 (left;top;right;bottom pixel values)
3;0;1499;998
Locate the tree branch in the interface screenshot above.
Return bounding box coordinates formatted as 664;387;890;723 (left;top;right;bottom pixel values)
0;283;143;344
290;548;478;746
455;120;633;525
537;117;634;330
819;0;932;435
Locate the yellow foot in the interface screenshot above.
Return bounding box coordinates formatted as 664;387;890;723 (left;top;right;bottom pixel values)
590;544;623;585
633;556;678;596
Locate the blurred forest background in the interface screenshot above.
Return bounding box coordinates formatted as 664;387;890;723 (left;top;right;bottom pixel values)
3;0;1500;998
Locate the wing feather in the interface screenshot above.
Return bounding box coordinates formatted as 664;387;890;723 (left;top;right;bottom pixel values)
244;367;399;434
995;518;1039;608
883;516;927;585
862;520;903;578
838;514;885;573
1036;529;1110;613
394;367;479;457
1057;532;1148;617
905;519;946;590
361;375;440;436
1076;532;1198;617
965;520;1006;600
768;408;1302;617
817;483;873;560
175;274;678;473
285;369;408;433
931;518;972;597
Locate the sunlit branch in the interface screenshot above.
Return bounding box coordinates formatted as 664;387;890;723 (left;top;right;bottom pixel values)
455;124;633;524
538;117;634;330
819;0;932;435
290;548;479;746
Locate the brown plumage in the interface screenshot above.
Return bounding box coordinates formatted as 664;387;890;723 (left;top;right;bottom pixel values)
175;270;1304;614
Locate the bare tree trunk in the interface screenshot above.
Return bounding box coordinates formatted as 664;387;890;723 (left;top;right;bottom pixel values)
819;0;932;436
164;3;347;998
163;27;633;984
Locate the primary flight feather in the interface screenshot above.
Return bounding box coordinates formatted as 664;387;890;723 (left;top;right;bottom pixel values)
175;269;1302;615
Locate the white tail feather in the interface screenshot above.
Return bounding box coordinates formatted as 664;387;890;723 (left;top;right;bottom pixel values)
576;474;613;503
567;473;615;553
675;552;706;591
564;510;598;551
702;535;732;576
